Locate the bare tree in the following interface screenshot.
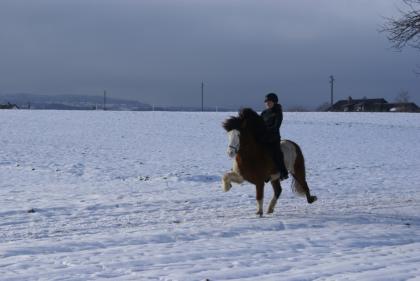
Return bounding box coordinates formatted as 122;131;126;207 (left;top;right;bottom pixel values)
395;90;411;103
381;0;420;50
316;102;331;112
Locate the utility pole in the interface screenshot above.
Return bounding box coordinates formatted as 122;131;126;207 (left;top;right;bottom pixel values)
329;75;335;107
103;90;107;111
201;81;204;112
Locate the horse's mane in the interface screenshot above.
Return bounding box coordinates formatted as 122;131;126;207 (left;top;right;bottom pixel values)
222;115;242;132
223;108;267;140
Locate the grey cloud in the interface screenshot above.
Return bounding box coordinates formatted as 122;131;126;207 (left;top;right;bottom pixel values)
0;0;418;109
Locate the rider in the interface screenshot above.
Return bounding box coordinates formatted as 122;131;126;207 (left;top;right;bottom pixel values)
260;93;289;180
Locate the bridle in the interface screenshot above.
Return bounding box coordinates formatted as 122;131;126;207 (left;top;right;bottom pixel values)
228;145;239;154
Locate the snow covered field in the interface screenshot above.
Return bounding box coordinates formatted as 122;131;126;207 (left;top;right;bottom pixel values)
1;110;419;281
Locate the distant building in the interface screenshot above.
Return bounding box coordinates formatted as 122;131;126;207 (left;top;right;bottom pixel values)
388;102;420;112
0;102;19;109
327;96;419;112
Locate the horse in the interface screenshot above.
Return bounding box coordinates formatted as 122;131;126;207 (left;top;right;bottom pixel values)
222;108;317;216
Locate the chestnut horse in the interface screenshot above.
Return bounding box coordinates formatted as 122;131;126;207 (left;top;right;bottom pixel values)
222;108;317;216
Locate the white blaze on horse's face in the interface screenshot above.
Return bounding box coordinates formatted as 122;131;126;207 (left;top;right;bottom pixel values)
227;129;240;158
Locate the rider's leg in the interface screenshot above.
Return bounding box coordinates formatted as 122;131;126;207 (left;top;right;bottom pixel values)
273;141;288;180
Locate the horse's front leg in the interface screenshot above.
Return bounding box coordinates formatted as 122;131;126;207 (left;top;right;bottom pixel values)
255;182;264;217
267;180;282;214
222;171;244;192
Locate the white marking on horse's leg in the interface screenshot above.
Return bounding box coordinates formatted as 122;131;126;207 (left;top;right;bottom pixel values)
222;173;233;192
232;159;241;174
270;172;280;182
231;173;244;184
256;199;263;216
267;198;277;214
222;172;244;192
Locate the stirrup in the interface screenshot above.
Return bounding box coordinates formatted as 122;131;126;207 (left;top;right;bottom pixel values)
280;173;289;181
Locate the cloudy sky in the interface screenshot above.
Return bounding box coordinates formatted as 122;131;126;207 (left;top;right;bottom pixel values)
0;0;418;109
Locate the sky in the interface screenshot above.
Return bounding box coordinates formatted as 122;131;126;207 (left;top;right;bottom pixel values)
0;0;419;109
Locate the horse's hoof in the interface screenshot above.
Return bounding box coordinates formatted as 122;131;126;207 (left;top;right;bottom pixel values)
308;196;317;204
256;211;263;217
267;209;274;214
222;182;232;192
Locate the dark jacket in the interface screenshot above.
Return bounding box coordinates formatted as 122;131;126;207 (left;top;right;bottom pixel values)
260;103;283;142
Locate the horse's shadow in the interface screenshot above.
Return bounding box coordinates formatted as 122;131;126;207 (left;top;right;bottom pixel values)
180;175;221;183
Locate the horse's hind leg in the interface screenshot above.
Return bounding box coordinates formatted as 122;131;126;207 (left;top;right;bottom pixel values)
267;180;282;214
301;179;317;204
255;182;265;217
291;173;317;204
288;141;317;204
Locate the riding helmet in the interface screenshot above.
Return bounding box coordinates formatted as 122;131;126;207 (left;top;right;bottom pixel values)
264;93;278;103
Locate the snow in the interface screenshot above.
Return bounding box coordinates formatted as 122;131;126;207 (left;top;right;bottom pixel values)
1;110;420;281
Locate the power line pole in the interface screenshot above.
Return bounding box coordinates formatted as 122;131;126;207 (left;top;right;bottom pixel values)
103;90;107;111
201;81;204;112
329;75;335;107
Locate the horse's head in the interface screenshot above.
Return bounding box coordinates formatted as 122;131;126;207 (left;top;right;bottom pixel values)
223;115;242;158
222;108;265;158
226;129;240;158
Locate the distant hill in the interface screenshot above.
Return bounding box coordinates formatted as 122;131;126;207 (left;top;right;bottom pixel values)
0;93;151;110
150;105;235;112
0;93;236;111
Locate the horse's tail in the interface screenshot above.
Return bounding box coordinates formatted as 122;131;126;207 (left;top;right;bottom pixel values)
288;141;309;197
